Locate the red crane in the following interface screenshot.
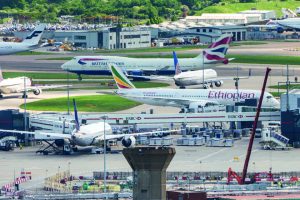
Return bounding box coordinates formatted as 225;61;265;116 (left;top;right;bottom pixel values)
228;68;272;185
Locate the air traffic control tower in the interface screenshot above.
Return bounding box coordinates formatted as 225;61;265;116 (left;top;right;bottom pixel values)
123;147;176;200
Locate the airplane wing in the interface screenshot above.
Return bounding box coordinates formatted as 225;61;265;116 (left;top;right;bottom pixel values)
203;69;251;84
0;129;72;139
100;129;179;141
126;74;174;81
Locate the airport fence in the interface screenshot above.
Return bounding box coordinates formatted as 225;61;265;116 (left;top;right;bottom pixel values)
93;171;300;181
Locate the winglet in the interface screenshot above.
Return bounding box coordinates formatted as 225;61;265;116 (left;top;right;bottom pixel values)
109;64;136;89
173;51;181;75
73;99;80;131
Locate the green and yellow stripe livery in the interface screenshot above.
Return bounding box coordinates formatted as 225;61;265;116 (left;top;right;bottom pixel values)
109;65;135;89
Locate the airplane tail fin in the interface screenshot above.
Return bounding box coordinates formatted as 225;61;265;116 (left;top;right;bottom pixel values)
0;67;3;82
173;51;181;75
73;99;80;131
22;24;46;45
109;64;136;89
200;34;232;65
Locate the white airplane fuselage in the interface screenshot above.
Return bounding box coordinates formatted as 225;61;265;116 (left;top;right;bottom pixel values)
61;55;217;76
174;69;218;87
117;88;280;108
0;77;31;94
0;42;36;55
71;122;112;146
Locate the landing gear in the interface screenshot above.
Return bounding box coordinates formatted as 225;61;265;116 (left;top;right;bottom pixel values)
22;93;28;98
0;93;3;98
77;74;82;81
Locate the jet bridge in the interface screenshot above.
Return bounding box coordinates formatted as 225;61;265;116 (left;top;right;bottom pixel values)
29;111;280;134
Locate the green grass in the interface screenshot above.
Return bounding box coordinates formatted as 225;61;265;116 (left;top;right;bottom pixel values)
231;41;267;46
229;54;300;65
94;45;207;54
37;57;73;61
196;0;300;17
271;91;284;98
20;95;141;112
3;72;110;79
269;84;300;90
15;51;54;55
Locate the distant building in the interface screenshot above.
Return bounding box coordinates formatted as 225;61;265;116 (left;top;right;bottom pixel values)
239;10;276;20
101;27;151;49
54;27;151;49
188;25;247;41
185;13;262;25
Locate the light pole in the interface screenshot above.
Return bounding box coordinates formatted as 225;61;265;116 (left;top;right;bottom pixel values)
102;115;108;196
23;77;27;131
67;71;70;115
202;50;205;88
68;162;71;176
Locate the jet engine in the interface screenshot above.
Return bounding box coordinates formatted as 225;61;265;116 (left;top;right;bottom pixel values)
214;81;223;87
121;136;136;148
33;88;42;95
131;70;143;76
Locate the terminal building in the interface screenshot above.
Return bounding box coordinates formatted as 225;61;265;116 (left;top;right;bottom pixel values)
15;27;151;50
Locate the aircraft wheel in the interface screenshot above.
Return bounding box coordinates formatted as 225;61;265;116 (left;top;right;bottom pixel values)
0;94;3;98
22;94;28;98
78;75;82;81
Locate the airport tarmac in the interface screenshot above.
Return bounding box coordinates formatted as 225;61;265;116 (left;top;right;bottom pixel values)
0;138;299;189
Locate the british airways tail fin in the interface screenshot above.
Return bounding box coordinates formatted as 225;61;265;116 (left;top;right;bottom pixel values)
22;24;46;45
73;99;80;131
173;51;181;75
109;64;136;89
199;34;232;65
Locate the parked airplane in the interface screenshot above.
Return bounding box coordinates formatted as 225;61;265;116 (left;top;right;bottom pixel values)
0;68;67;98
110;65;280;112
127;51;249;89
61;34;232;80
0;99;175;152
0;24;45;55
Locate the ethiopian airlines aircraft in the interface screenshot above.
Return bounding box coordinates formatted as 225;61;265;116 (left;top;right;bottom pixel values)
110;65;280;110
61;34;232;80
0;24;45;55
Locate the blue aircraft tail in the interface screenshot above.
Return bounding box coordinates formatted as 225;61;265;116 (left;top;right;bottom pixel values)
73;99;80;131
173;51;181;75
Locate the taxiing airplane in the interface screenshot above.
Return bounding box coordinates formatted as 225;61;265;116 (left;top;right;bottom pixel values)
0;24;45;55
0;68;68;98
0;99;176;151
61;34;232;80
110;65;280;111
127;51;250;89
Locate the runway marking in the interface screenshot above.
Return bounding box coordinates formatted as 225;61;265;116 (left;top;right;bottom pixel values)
196;148;229;162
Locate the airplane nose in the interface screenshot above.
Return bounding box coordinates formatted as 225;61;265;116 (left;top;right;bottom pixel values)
61;62;70;70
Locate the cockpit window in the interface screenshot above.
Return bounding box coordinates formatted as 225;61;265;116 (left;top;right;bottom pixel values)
266;96;272;99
